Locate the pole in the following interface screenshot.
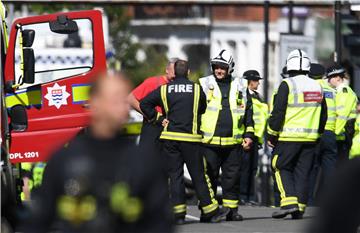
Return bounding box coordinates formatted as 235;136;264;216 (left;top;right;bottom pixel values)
264;1;269;103
262;0;271;206
288;1;293;34
335;1;341;64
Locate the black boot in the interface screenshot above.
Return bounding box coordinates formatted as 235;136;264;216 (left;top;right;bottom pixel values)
200;207;230;223
272;207;300;219
226;207;243;221
291;211;304;219
175;216;185;225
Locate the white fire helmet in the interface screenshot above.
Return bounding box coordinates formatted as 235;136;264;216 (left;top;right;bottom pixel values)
210;49;235;74
286;49;311;72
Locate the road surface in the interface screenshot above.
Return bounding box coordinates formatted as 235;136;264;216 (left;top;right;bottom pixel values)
176;206;316;233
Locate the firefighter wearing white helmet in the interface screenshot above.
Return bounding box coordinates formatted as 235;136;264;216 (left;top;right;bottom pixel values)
199;49;255;221
267;49;327;219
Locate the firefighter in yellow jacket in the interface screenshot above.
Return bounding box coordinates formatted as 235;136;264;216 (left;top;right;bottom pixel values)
326;64;358;162
239;70;268;205
267;49;327;219
199;50;254;221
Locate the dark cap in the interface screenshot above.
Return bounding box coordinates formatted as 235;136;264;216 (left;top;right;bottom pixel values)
326;64;345;78
309;63;326;79
243;70;262;80
281;66;289;79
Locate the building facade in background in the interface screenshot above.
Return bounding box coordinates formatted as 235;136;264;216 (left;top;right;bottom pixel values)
128;5;335;98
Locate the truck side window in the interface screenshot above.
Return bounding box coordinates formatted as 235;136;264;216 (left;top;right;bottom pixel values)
14;19;93;89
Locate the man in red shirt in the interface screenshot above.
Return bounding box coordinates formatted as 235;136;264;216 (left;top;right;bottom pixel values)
128;58;178;149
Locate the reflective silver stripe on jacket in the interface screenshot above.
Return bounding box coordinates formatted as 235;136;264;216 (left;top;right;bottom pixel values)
281;128;318;134
232;109;245;114
288;102;321;108
207;106;219;111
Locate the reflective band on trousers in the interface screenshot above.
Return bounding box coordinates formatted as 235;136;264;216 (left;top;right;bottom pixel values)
173;204;186;214
298;203;306;212
280;196;298;207
223;199;238;208
202;202;218;214
223;199;239;209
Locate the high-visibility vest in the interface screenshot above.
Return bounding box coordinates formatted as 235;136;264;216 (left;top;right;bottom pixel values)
317;80;336;132
252;96;268;144
20;162;46;200
32;162;46;187
199;75;253;146
335;84;358;141
269;90;277;113
276;75;323;142
350;114;360;159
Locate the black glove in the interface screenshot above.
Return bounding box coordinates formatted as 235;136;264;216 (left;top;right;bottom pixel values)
345;118;356;147
267;134;278;147
154;115;166;127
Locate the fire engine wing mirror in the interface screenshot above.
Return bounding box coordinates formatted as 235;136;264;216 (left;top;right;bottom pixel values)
23;48;35;84
49;15;78;34
9;105;28;132
22;29;35;47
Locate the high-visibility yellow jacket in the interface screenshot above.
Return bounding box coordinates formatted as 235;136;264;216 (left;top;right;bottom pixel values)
268;75;323;142
199;75;254;146
317;80;336;132
251;93;268;144
20;162;46;200
335;83;357;141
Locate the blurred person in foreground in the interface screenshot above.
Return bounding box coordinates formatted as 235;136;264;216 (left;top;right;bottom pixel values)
309;157;360;233
24;72;173;233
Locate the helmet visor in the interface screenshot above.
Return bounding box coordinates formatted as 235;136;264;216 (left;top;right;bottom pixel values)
211;62;229;70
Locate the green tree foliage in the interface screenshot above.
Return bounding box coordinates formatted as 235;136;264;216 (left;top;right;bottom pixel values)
102;6;168;86
189;63;208;83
